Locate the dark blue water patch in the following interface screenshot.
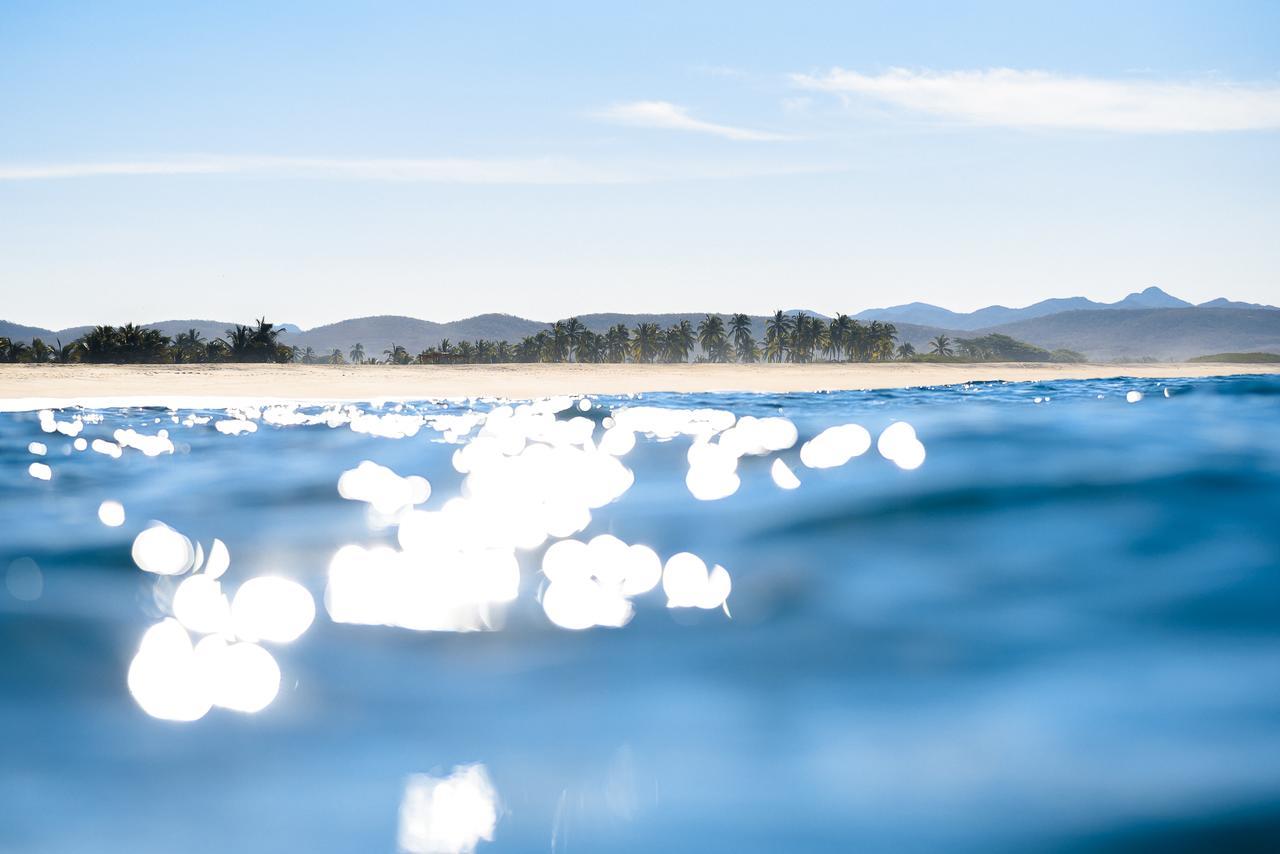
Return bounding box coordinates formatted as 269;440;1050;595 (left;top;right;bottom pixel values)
2;374;1279;852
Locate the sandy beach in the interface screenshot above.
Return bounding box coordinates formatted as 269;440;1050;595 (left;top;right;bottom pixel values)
1;362;1276;407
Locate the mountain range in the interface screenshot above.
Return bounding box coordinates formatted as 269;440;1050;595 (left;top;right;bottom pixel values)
853;286;1274;330
3;287;1277;361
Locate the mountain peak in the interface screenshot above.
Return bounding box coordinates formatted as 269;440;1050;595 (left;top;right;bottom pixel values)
1115;287;1192;309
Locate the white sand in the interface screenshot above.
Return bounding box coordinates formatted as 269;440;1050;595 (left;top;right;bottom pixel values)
1;362;1275;409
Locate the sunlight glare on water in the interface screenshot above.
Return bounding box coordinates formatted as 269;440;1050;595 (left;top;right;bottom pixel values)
799;423;872;469
172;574;232;635
398;764;499;854
131;524;195;575
126;619;214;723
876;421;927;470
662;552;732;610
97;500;126;527
7;377;1280;851
229;576;316;643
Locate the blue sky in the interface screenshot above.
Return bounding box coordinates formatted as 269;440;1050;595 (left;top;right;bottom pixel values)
2;0;1278;327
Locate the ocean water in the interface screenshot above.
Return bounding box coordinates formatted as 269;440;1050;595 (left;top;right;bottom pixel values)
2;375;1279;853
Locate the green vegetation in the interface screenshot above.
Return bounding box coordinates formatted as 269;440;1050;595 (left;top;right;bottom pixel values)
0;319;294;364
1188;352;1280;363
935;333;1085;363
0;312;1087;366
953;333;1049;361
410;313;903;365
907;334;1084;363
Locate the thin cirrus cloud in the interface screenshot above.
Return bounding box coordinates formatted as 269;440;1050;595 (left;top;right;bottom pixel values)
0;155;833;184
595;100;795;141
792;67;1280;132
0;156;630;184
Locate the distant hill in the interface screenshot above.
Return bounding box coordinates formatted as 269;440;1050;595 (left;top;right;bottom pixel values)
1188;352;1280;363
0;320;68;342
143;320;244;342
4;291;1278;361
857;286;1196;330
1198;297;1279;310
981;307;1280;361
291;314;548;355
1114;286;1194;309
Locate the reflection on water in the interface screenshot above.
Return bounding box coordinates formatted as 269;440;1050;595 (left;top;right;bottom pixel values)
399;764;499;854
2;376;1280;851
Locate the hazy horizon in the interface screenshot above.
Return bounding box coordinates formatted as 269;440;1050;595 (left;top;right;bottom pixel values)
3;1;1278;328
5;284;1267;333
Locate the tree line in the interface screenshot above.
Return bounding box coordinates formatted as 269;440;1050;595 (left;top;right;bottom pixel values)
0;313;1083;365
383;313;906;365
0;319;293;364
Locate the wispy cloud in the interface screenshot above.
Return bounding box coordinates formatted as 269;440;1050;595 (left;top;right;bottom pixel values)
0;154;833;183
594;101;794;141
792;68;1280;132
0;156;627;183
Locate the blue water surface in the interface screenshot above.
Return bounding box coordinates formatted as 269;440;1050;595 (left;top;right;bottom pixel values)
2;375;1279;852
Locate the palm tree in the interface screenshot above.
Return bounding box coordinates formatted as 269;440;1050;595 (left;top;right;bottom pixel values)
896;342;917;360
74;323;170;363
172;328;205;362
456;341;476;363
861;321;894;361
843;319;865;361
872;322;897;361
562;317;586;362
575;331;604;363
328;348;345;365
664;320;695;363
205;338;229;361
224;325;253;361
545;322;569;362
789;312;818;363
78;326;119;363
929;335;953;357
29;338;52;363
1;337;30;363
729;314;756;363
764;311;793;363
631;323;661;363
604;324;630;363
221;320;283;362
349;342;365;364
828;314;853;361
51;338;80;363
516;335;541;363
237;318;287;362
122;323;171;362
696;315;729;362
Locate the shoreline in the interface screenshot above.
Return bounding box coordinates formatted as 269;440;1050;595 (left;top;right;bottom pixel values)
1;362;1276;410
